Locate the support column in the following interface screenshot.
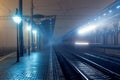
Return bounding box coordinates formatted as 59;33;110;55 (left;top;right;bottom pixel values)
113;22;118;45
94;30;98;44
31;0;34;52
103;28;107;45
19;0;24;56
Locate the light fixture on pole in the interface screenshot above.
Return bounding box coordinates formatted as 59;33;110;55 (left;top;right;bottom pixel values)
32;30;37;34
12;8;22;62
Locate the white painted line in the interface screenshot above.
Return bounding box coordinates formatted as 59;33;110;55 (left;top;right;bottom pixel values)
0;52;16;61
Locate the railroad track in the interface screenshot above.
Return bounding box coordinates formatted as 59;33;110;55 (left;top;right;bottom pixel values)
64;47;120;78
55;50;86;80
55;47;120;80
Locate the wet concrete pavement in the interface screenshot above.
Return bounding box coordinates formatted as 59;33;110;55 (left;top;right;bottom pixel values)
0;51;49;80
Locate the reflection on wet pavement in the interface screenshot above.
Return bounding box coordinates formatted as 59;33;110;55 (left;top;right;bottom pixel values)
0;52;49;80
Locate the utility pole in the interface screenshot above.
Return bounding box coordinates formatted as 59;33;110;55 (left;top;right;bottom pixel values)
31;0;34;52
16;8;20;62
19;0;24;56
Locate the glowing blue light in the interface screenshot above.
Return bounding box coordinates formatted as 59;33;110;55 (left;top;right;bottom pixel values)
32;30;37;34
12;16;22;24
103;13;106;16
78;25;97;35
94;19;96;21
109;10;112;13
88;22;90;24
116;5;120;9
27;25;31;31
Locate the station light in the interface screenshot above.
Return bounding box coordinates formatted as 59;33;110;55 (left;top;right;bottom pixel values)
109;10;112;13
75;42;89;45
12;15;22;24
27;25;32;31
116;5;120;9
77;3;120;36
94;19;96;21
32;30;37;34
103;13;106;16
78;25;97;35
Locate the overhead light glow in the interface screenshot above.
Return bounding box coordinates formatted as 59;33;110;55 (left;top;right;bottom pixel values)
78;25;97;35
75;42;89;45
103;13;106;16
27;25;31;31
94;19;96;21
32;30;37;34
12;16;22;24
116;5;120;9
109;10;112;13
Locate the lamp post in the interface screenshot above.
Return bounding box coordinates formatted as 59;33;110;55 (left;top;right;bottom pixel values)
27;25;31;55
12;8;22;62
